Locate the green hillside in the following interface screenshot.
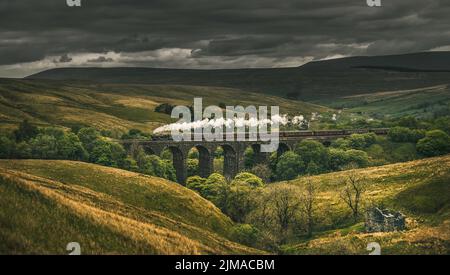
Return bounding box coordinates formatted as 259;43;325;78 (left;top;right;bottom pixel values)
317;84;450;119
280;155;450;255
0;78;329;135
0;160;262;255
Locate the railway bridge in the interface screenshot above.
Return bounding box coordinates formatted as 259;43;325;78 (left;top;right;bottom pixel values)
121;129;388;184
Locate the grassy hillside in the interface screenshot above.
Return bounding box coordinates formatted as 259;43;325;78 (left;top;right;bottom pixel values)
317;84;450;119
0;78;329;135
0;160;262;255
26;52;450;100
280;155;450;255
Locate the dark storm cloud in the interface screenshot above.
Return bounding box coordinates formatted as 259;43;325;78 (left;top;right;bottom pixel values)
1;0;450;75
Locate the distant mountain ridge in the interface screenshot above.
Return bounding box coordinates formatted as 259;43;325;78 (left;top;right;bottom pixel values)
27;51;450;100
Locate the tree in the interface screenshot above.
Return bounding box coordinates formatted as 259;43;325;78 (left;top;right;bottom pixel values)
0;135;15;158
301;179;316;237
416;130;450;157
339;171;366;222
345;149;369;168
230;224;260;246
433;116;450;134
250;164;272;183
275;151;304;180
232;172;264;187
187;173;226;203
57;132;88;160
397;116;419;129
295;140;329;171
14;120;38;142
244;147;255;169
205;173;227;185
89;139;127;168
186;176;207;194
305;161;321;175
187;158;199;177
332;138;350;150
272;185;301;239
251;184;302;243
225;183;256;223
77;127;99;152
29;134;59;159
388;127;425;143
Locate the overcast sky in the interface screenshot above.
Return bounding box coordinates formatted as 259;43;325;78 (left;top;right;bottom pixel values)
1;0;450;77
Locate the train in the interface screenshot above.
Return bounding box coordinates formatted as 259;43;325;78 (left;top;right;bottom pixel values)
148;128;390;141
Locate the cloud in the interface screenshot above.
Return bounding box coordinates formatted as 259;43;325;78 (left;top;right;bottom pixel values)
1;0;450;77
58;54;73;63
87;56;114;63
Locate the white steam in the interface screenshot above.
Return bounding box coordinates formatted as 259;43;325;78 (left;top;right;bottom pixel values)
153;114;306;134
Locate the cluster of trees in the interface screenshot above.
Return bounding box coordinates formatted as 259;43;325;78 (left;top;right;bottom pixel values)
186;167;369;248
272;136;372;181
0;120;88;160
0;121;176;182
388;127;450;157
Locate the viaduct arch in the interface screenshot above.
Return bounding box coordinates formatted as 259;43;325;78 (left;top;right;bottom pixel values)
121;129;388;184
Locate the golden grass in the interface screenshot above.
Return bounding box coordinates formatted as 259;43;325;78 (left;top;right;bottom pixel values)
281;155;450;254
0;161;263;255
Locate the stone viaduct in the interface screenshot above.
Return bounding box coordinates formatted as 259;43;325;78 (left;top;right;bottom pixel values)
121;129;388;184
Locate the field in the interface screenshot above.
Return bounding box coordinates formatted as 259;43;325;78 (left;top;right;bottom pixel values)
0;160;261;255
0;78;329;135
317;84;450;119
1;155;449;254
280;155;450;255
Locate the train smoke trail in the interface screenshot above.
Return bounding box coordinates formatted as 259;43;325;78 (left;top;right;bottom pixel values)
153;114;306;134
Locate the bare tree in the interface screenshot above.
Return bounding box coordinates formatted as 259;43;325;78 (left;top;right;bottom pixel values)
339;172;366;222
265;184;302;243
301;179;316;237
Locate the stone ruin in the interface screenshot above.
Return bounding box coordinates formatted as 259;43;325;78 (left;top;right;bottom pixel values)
365;207;406;233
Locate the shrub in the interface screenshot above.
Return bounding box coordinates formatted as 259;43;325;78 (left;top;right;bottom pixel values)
294;140;329;171
29;134;59;159
345;149;369;168
187;158;199;177
14;120;38;142
416;130;450;157
275;151;304;180
328;148;369;170
232;172;264;187
388;127;425;143
230;224;260;246
77;127;100;152
0;135;15;158
347;133;377;149
186;176;207;193
250;164;272;183
244;147;255;169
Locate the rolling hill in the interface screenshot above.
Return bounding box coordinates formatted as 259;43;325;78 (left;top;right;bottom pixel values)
316;84;450;119
279;155;450;255
0;78;329;135
0;160;262;255
1;155;448;255
26;52;450;101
